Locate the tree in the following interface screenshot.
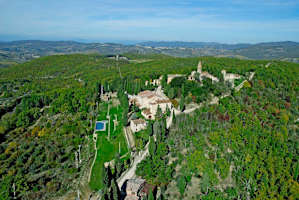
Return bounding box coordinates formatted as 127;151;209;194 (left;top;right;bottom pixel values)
114;153;123;178
161;74;167;88
153;120;162;141
110;180;120;200
172;110;176;123
200;172;211;194
103;165;111;194
122;110;128;126
168;87;175;99
165;106;171;117
147;121;153;136
0;175;12;200
155;105;162;119
148;189;155;200
161;117;167;141
177;175;187;196
180;96;185;111
149;136;156;156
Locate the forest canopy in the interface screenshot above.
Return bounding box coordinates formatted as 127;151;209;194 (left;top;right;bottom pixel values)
0;54;298;200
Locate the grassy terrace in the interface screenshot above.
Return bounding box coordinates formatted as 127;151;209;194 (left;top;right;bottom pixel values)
89;102;129;190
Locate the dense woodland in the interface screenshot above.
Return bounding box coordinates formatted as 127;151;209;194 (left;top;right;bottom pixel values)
0;54;298;199
135;59;298;199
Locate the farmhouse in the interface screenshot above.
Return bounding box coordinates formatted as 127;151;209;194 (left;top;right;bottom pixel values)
129;90;172;120
130;119;147;133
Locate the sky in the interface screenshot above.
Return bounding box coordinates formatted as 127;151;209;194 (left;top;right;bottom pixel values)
0;0;299;43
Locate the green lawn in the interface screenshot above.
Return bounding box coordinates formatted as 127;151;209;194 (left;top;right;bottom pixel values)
89;102;129;190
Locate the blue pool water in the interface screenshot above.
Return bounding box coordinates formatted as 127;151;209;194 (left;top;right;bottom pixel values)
95;121;106;131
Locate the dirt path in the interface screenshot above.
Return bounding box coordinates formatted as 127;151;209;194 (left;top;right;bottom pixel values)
88;131;97;182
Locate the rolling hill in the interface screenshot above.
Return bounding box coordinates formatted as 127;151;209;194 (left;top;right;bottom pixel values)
0;40;299;68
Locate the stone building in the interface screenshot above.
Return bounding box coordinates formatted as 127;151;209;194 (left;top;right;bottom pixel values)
221;70;242;88
128;90;172;120
130;119;147;133
201;71;219;83
188;61;219;83
167;74;185;84
124;179;146;200
124;179;155;200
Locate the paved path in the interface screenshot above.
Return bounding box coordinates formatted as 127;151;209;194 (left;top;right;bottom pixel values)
117;102;200;189
124;126;135;150
117;142;149;188
166;104;201;128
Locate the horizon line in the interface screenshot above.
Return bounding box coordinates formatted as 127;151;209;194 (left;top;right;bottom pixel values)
0;38;298;45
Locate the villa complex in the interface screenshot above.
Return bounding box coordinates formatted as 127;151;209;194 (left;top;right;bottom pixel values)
128;90;172;120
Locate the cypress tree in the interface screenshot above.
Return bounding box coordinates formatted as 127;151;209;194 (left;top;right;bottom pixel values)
153;120;161;141
149;136;156;156
103;165;110;195
172;110;176;123
156;105;162;119
148;189;155;200
110;180;120;200
161;117;167;141
180;96;185;111
115;153;122;178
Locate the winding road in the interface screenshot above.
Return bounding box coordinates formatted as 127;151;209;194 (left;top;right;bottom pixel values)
117;142;149;188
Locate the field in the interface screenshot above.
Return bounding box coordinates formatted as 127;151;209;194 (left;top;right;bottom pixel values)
89;102;129;190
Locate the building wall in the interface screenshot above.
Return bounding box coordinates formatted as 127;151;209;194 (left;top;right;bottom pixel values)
167;74;184;84
129;90;172;120
130;121;147;133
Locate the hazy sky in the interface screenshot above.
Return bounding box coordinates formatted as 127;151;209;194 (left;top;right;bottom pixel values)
0;0;299;43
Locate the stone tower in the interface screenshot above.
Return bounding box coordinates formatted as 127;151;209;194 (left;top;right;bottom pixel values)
197;61;202;73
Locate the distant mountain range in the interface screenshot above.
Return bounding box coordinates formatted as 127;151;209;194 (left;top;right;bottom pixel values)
0;40;298;67
138;41;253;49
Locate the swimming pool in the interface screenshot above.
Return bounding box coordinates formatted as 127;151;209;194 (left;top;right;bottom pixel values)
95;121;107;131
